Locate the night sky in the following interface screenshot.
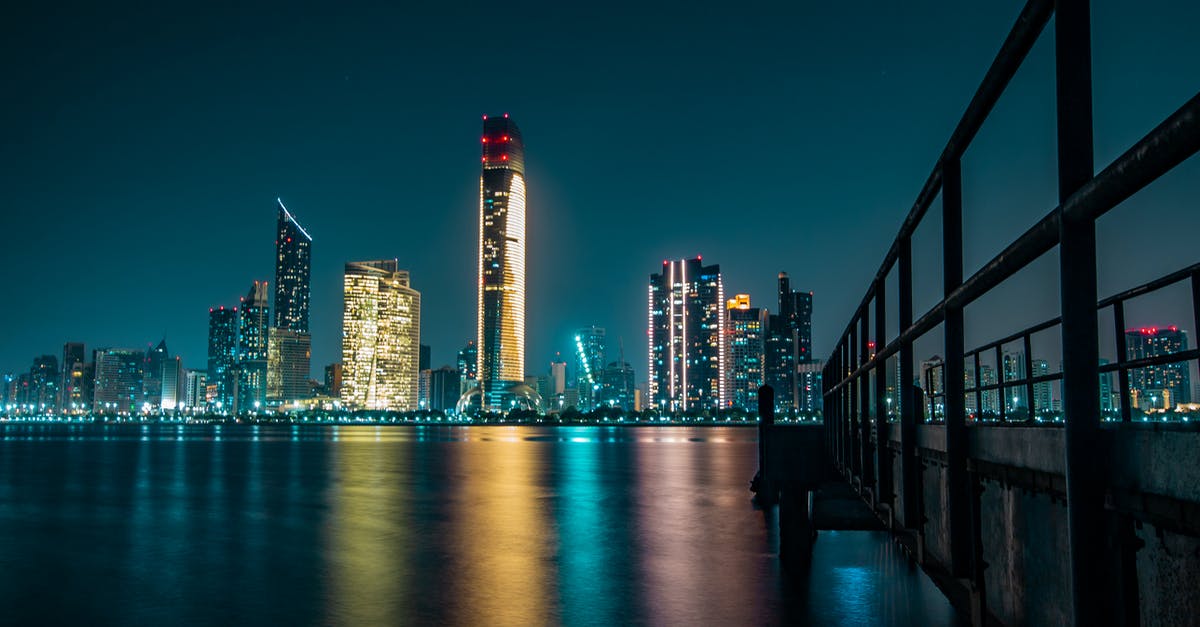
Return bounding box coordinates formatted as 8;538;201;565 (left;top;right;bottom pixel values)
3;0;1198;382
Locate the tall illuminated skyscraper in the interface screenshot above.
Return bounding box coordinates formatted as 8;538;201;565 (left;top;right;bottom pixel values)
237;281;271;413
574;326;606;411
726;294;767;411
341;260;421;411
207;305;238;411
648;257;727;412
461;114;540;413
269;198;313;404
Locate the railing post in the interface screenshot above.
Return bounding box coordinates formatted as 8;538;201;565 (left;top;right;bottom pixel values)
874;279;893;514
1112;302;1132;422
1024;334;1036;418
756;385;776;504
942;157;973;580
972;352;983;420
898;235;920;531
996;344;1006;421
860;313;874;493
849;326;860;478
1056;1;1128;624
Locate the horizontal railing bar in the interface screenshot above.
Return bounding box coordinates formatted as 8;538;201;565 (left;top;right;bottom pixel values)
825;93;1200;397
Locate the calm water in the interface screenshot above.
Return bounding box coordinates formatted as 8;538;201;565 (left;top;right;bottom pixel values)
0;424;961;626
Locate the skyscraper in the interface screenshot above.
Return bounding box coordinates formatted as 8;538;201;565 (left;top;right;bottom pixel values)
341;260;421;411
58;342;85;412
207;305;238;412
29;355;58;413
237;281;271;413
765;272;815;413
270;199;313;404
601;361;636;410
457;341;478;383
1125;326;1192;409
726;294;767;411
464;114;539;413
143;339;169;411
574;326;606;411
324;363;343;398
429;366;461;412
93;348;144;414
648;257;727;412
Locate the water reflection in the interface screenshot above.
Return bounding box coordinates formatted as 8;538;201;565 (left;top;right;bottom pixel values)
0;424;962;626
447;426;556;626
325;439;410;624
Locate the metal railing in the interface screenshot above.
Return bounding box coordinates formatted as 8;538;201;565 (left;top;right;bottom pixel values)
917;262;1200;423
817;0;1199;624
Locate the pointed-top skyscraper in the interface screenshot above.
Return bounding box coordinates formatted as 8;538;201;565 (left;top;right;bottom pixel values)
269;198;313;406
274;198;312;332
459;114;541;413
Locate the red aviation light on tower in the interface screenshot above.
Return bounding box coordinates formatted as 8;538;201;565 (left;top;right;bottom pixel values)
481;136;488;143
482;114;488;120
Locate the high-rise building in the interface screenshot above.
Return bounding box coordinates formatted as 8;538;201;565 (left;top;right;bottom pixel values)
1032;359;1051;415
64;360;94;414
29;355;59;413
1125;326;1191;409
93;348;144;414
268;329;312;404
237;281;271;413
324;363;343;398
550;357;567;393
58;342;85;412
647;257;726;412
270;198;313;405
464;114;540;413
273;198;312;332
457;341;478;395
921;355;945;418
1098;358;1115;414
430;366;461;412
143;339;169;411
341;260;421;411
726;294;767;411
764;272;815;413
419;344;431;371
161;356;184;411
797;360;824;415
207;305;239;412
184;369;207;410
574;326;606;411
601;361;636;410
1002;352;1027;413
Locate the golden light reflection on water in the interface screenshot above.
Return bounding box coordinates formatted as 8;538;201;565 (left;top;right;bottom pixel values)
448;426;557;627
325;437;409;625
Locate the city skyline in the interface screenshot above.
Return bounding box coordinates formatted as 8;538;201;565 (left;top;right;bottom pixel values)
2;1;1198;388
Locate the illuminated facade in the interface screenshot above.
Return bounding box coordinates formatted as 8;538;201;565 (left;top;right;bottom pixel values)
268;328;312;404
726;294;767;411
1126;326;1191;409
464;114;539;413
341;260;421;411
574;326;606;411
237;281;271;413
93;348;144;414
648;257;727;412
143;339;169;410
270;198;313;403
207;305;238;411
58;342;85;412
765;272;814;413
